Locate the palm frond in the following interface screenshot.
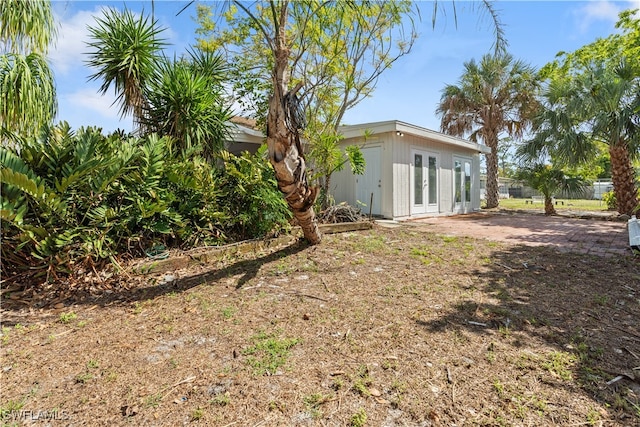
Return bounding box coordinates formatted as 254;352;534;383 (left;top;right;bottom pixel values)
86;7;167;122
0;52;56;135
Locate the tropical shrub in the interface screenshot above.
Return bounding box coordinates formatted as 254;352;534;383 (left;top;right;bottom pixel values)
1;123;290;281
217;146;292;239
143;49;232;160
307;130;365;211
601;191;617;211
513;163;589;215
1;124;182;277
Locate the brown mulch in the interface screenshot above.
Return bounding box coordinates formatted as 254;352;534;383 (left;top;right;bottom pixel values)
1;222;639;426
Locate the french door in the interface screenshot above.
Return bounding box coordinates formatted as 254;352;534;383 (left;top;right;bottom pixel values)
411;149;438;214
454;158;472;213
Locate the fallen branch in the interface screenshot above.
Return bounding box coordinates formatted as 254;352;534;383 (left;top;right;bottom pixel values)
468;321;488;327
585;312;640;341
288;291;329;302
494;262;514;271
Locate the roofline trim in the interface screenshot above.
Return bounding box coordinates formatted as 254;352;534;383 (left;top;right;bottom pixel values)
338;120;491;154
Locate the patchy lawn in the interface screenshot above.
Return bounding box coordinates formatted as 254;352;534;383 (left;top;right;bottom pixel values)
1;222;639;426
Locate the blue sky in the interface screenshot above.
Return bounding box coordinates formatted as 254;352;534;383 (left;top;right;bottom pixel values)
48;0;640;134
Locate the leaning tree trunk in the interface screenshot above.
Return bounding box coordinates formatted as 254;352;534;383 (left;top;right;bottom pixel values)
609;143;638;216
266;2;322;245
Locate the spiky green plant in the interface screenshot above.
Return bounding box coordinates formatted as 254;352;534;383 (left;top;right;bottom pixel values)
143;49;232;160
86;7;167;129
0;0;57;137
513;164;589;215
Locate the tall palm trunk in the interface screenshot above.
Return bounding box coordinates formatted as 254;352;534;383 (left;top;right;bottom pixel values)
544;196;556;215
484;129;500;209
266;2;321;244
609;143;638;216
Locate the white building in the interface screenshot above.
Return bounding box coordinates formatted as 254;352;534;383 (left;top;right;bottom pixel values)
331;121;490;220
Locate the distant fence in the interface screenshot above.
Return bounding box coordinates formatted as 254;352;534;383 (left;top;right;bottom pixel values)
480;177;614;200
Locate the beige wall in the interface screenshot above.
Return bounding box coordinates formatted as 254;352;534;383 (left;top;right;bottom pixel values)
334;130;483;220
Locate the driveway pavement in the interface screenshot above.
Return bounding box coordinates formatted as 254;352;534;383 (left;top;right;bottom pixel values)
392;211;633;257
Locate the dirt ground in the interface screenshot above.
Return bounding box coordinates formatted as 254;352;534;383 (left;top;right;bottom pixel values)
1;213;640;426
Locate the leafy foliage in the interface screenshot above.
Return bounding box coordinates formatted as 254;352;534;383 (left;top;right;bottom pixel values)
437;53;540;209
513;164;589;215
524;9;640;215
601;191;617;211
86;7;167;124
195;1;418;132
142;49;233;160
0;0;56;54
308;131;365;210
1;0;57;137
217;146;292;239
1;124;290;280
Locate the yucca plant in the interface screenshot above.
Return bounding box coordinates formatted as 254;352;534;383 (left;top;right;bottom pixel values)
143;49;233;160
86;7;167;130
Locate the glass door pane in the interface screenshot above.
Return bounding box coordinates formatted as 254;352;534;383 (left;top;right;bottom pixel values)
454;160;462;203
428;156;437;204
414;153;423;205
464;161;471;203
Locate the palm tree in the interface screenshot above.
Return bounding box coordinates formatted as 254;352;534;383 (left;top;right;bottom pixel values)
86;7;167;131
0;0;56;53
520;62;639;216
514;164;588;215
0;0;57;137
436;53;540;209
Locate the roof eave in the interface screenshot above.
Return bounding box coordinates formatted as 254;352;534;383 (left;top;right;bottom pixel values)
338;120;490;154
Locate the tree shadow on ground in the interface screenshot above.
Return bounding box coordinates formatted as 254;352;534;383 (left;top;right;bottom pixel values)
114;240;311;304
2;240;312;312
416;243;640;422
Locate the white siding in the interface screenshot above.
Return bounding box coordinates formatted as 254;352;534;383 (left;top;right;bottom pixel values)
334;122;484;220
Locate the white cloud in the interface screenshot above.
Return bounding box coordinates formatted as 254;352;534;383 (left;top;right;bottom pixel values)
50;5;181;75
50;7;107;75
573;0;640;32
574;1;620;32
57;88;132;132
67;88;120;119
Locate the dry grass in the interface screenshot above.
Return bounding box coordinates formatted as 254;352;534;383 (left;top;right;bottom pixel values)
1;222;639;426
498;198;610;212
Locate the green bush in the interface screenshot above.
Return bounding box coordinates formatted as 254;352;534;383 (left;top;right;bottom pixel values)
217;146;292;239
601;191;617;211
1;123;290;279
2;124;183;273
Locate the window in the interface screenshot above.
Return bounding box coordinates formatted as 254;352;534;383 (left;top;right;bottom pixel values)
464;161;471;203
414;153;423;205
454;160;462;203
428;156;437;204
